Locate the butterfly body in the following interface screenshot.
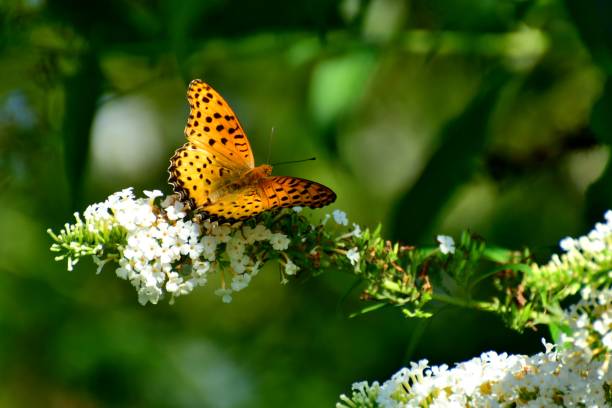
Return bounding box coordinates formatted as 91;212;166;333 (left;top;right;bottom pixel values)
205;164;271;201
168;80;336;223
240;164;273;186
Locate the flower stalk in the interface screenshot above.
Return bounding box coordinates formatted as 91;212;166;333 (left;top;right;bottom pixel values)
48;189;612;335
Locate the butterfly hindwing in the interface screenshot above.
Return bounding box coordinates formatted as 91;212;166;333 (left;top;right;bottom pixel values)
260;176;336;209
201;176;336;223
185;79;254;169
201;186;267;222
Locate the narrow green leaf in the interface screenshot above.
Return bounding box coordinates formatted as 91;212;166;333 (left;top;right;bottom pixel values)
349;302;388;317
62;52;102;210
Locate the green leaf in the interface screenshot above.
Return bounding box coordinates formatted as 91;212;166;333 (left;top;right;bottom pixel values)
309;50;377;129
548;321;571;344
482;246;515;263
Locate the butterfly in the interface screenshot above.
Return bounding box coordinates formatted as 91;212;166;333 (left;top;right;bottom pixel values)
168;79;336;223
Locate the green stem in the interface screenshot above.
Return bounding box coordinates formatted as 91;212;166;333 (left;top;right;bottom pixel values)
468;263;532;292
431;293;498;312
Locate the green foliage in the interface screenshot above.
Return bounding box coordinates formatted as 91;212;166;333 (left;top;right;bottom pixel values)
347;227;542;330
391;71;508;241
50;191;612;337
3;0;612;405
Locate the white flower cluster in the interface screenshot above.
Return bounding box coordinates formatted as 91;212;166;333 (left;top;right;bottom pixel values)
560;285;612;358
338;287;612;407
529;210;612;290
559;211;612;254
322;209;361;234
328;210;364;271
79;188;294;305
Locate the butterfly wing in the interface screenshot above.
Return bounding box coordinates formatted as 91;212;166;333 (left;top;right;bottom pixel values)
198;186;264;222
168;142;240;208
169;79;337;220
184;79;254;168
259;176;336;209
202;176;336;223
169;79;254;208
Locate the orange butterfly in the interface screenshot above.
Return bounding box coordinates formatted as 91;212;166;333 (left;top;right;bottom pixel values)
168;79;336;223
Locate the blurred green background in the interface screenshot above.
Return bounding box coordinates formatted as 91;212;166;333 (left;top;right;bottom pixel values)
1;0;611;406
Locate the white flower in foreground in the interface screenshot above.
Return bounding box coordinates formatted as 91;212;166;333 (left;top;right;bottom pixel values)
284;259;299;276
214;288;233;303
346;247;360;268
333;209;348;226
165;272;183;293
230;256;248;274
269;233;291;250
350;223;362;238
144;189;163;200
559;286;612;359
231;274;252;291
559;236;576;251
138;283;163;305
292;206;303;213
191;260;210;284
226;236;246;260
338;286;612;407
199;236;218;261
436;234;455;254
57;189;302;305
92;255;109;275
211;224;233;243
242;224;271;244
531;210;612;291
165;201;186;221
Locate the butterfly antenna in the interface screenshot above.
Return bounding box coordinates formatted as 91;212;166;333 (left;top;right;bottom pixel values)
271;157;316;167
267;127;275;164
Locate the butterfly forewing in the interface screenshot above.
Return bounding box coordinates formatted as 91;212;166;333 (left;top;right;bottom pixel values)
168;142;241;209
184;79;254;169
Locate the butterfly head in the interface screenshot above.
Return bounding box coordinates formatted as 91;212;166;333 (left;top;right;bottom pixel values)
251;164;273;178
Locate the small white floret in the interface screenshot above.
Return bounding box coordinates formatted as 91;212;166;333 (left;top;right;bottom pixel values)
436;235;455;255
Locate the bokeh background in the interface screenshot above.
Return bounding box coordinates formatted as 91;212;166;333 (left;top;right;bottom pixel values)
1;0;611;406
